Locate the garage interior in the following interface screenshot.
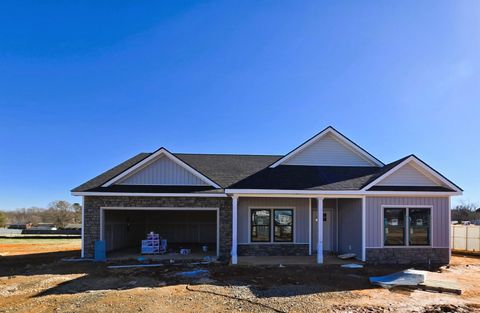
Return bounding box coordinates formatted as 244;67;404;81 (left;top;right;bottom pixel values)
103;209;218;260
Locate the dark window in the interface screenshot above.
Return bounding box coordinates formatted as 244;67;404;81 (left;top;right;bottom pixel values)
384;208;406;246
274;209;293;242
409;208;431;246
251;209;271;242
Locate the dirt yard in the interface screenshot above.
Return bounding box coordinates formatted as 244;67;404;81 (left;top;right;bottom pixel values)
0;238;81;256
0;240;479;313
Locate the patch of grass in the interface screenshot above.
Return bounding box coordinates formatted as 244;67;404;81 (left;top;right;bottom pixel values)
0;238;81;245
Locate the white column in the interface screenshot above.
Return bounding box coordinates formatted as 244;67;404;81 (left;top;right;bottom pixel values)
231;195;238;264
448;196;452;263
81;196;85;258
317;197;324;264
361;197;366;262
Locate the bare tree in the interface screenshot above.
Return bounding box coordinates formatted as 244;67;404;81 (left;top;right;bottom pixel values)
0;211;6;227
47;200;74;228
5;201;83;228
71;203;82;224
451;200;480;222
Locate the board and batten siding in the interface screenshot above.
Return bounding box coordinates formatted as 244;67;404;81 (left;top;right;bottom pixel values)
376;162;441;186
366;197;450;248
237;197;309;244
118;156;208;185
284;133;375;166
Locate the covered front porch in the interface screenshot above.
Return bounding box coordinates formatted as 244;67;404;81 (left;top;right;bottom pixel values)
230;195;366;265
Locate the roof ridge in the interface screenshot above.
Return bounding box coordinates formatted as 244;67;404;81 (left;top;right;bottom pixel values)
173;152;283;157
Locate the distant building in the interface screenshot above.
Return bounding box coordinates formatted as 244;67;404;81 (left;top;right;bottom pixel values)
7;223;32;229
30;223;57;231
63;223;82;230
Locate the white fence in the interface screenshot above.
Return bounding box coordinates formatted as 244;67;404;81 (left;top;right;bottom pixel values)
451;225;480;253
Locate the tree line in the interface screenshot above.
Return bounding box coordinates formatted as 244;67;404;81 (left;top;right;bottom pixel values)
451;201;480;223
0;200;81;228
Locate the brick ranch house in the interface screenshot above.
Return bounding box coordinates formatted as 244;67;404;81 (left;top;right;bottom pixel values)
72;127;462;264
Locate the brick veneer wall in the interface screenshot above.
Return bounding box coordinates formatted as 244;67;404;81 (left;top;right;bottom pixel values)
366;248;449;265
238;244;309;256
83;196;232;259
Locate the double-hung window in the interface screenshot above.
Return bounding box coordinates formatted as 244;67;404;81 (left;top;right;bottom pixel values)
384;207;431;246
251;209;271;242
250;208;294;242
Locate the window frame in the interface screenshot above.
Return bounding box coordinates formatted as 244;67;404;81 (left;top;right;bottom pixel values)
381;205;433;248
250;209;272;243
273;209;294;243
248;207;295;244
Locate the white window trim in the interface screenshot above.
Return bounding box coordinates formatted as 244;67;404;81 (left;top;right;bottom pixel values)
100;206;220;257
270;127;384;168
247;206;296;244
381;205;433;248
101;148;221;188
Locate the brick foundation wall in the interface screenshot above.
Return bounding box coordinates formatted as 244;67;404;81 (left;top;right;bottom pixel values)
83;196;232;259
366;248;450;265
238;244;309;256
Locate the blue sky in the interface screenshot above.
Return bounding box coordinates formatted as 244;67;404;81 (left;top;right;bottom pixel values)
1;1;479;210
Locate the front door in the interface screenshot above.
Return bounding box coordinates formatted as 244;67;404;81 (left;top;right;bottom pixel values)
312;210;332;252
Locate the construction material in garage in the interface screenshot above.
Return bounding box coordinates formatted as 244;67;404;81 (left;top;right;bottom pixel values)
141;232;167;255
104;210;217;260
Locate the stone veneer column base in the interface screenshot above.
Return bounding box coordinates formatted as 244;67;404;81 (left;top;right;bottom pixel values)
366;248;450;265
238;244;309;256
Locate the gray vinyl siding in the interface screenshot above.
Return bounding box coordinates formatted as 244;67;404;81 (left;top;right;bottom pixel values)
337;199;362;257
237;197;310;244
118;155;208;185
283;133;375;166
376;162;441;186
366;196;450;248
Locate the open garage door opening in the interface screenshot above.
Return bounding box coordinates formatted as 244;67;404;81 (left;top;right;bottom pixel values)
101;208;219;260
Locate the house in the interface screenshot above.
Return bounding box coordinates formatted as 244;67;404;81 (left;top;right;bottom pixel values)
71;126;462;264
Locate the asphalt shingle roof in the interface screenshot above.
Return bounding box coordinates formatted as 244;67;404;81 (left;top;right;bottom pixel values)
72;153;456;193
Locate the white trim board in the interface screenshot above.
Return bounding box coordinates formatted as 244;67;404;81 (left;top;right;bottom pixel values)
72;190;461;198
225;189;461;197
101;148;221;188
270;127;384;168
100;206;220;258
72;192;227;197
362;155;462;192
81;196;85;258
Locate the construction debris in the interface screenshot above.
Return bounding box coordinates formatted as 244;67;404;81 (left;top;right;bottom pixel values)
337;253;356;259
107;263;164;269
369;269;426;288
175;269;209;277
418;279;462;295
341;263;363;269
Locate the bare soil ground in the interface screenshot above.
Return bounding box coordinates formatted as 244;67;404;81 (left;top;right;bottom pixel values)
0;241;479;313
0;238;81;256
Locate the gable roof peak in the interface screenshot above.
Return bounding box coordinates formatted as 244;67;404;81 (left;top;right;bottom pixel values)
269;126;384;168
100;146;222;188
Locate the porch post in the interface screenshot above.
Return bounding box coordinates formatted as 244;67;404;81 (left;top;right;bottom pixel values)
231;195;238;265
317;197;324;264
361;197;366;262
